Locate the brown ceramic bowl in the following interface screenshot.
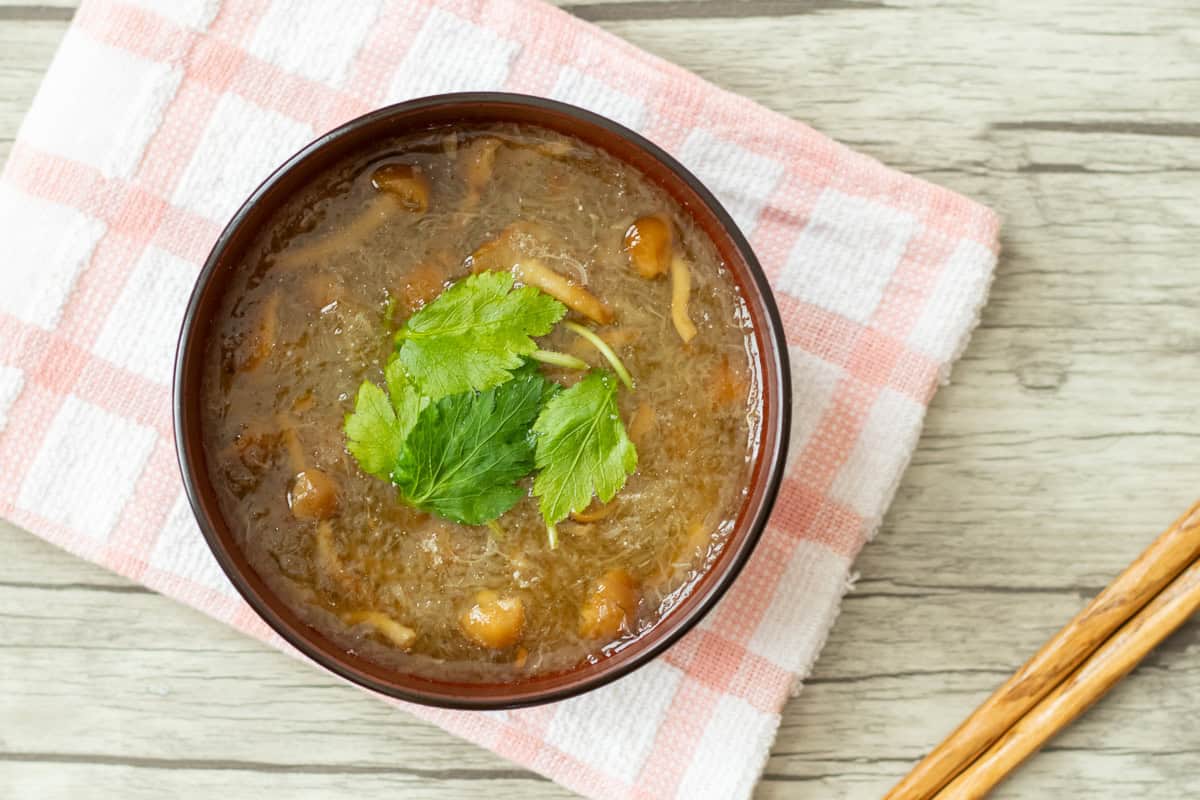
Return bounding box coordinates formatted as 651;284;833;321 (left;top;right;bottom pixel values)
174;93;790;709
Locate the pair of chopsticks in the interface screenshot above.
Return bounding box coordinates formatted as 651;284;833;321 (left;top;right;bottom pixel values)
886;500;1200;799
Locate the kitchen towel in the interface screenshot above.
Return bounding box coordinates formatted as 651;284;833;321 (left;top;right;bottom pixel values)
0;1;1000;797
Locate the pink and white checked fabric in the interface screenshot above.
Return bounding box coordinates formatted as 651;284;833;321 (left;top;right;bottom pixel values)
0;1;999;797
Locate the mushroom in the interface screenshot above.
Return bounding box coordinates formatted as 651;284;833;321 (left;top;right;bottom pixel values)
395;251;452;315
571;498;617;523
459;136;501;210
370;163;430;213
622;215;697;342
579;569;639;640
343;610;416;650
238;291;279;371
274;165;429;270
670;254;698;344
627;402;656;447
289;468;338;521
467;223;614;325
623;215;673;279
278;423;306;473
274;194;400;270
460;589;525;649
314;521;341;578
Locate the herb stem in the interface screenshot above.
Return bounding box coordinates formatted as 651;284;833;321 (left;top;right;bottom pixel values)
564;322;634;390
546;522;559;550
531;349;589;371
486;519;504;539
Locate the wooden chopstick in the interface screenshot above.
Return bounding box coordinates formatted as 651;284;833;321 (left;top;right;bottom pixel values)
934;555;1200;798
885;501;1200;800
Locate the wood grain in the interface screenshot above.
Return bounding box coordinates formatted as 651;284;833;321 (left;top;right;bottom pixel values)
938;557;1200;799
889;503;1200;799
2;1;1199;798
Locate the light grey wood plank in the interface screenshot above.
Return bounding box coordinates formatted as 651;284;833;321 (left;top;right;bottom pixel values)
0;4;76;20
1;763;569;800
2;0;1199;798
561;0;890;22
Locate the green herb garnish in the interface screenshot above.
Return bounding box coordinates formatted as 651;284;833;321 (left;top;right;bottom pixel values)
532;371;638;548
391;374;548;525
345;273;638;547
396;271;566;399
344;357;424;479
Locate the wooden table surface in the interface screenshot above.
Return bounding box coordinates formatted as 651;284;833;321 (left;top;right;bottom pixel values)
3;1;1198;797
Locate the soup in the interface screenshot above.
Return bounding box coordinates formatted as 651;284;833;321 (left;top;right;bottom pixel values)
201;122;761;682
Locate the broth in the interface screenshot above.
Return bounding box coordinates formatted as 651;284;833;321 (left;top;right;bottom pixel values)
201;123;761;682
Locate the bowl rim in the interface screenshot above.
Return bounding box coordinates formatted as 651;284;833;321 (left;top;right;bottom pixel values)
174;92;792;709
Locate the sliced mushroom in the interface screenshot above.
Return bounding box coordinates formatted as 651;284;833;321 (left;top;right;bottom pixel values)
343;610;416;650
467;223;614;324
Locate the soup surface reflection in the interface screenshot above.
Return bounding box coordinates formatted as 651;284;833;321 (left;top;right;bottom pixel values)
202;123;762;681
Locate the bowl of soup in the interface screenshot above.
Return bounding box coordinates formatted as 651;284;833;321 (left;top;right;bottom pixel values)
174;93;790;708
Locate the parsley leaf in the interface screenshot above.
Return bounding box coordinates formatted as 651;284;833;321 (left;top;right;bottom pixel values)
391;373;549;525
512;358;563;405
396;271;566;399
344;358;425;479
532;370;638;546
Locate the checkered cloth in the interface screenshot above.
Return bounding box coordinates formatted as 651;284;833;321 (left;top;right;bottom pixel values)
0;1;1000;797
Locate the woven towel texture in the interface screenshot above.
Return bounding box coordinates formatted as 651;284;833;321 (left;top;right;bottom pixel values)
0;1;999;798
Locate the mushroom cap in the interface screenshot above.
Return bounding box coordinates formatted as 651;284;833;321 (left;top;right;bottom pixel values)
370;163;431;213
623;214;673;278
465;221;549;273
460;589;525;649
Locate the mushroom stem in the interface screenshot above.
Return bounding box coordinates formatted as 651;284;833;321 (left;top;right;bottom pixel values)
513;257;614;325
670;255;698;343
467;223;615;325
274;194;401;271
343;610;416;650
